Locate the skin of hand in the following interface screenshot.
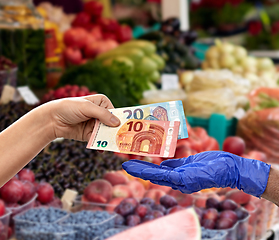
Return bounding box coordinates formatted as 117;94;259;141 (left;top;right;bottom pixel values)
262;167;279;206
0;94;120;186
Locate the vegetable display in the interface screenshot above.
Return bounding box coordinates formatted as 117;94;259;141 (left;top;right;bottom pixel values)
140;31;200;73
237;87;279;163
180;69;251;118
202;40;279;89
0;28;46;89
60;40;163;107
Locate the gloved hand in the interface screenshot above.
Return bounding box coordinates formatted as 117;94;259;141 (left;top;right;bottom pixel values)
122;151;271;198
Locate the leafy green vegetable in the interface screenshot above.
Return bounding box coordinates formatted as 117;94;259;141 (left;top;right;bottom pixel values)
253;93;279;111
59;60;150;108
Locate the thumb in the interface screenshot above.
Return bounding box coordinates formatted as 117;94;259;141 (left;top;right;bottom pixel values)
82;100;120;127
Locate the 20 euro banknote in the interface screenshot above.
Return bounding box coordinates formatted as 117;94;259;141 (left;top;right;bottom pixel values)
110;101;187;139
87;117;180;158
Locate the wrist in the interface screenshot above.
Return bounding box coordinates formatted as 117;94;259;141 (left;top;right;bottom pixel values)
32;103;56;142
262;167;279;206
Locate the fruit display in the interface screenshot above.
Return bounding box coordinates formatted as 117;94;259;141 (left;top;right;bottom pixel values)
14;207;116;240
40;85;96;103
63;0;133;66
0;169;60;238
202;40;278;90
139;31;200;73
0;102;32;132
26;140;126;197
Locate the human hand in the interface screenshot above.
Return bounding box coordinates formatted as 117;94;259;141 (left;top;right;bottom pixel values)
122;151;271;197
45;94;120;141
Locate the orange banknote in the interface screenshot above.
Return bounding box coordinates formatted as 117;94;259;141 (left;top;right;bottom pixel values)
87;117;180;158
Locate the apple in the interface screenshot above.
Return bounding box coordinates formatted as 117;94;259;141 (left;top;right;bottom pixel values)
72;12;91;28
98;18;120;33
117;25;132;43
84;1;103;18
90;26;103;40
63;28;88;49
64;47;83;65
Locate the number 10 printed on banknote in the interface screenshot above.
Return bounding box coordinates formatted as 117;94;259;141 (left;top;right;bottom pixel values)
87;117;180;158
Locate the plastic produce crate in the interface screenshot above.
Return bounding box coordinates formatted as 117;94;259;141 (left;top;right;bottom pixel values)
71;196;117;213
187;114;238;149
59;211;117;239
0;210;11;240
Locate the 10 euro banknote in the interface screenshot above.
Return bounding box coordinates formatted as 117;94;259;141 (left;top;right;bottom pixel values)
110;101;188;139
87;116;180;158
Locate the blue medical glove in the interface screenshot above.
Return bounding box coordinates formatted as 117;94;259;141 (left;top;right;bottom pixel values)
122;151;271;198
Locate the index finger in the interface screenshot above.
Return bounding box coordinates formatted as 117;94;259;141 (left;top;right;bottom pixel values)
83;94;115;109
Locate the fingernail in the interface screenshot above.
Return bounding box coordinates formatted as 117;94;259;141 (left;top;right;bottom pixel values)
110;115;120;126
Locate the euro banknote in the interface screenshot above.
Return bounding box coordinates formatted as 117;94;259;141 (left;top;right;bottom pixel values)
110;101;188;139
87;116;180;158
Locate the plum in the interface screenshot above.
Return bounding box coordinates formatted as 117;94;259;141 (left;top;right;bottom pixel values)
201;219;215;229
140;197;155;207
135;204;151;218
206;197;219;209
219;210;238;224
215;218;235;229
218;199;238;211
114;202;135;217
36;182;54;204
0;179;24;203
202;208;219;221
160;195;178;209
126;214;141;226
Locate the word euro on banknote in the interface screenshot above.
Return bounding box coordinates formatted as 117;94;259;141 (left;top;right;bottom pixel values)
110;101;188;139
87;116;180;158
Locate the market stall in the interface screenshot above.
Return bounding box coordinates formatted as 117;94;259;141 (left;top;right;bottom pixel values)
1;0;279;240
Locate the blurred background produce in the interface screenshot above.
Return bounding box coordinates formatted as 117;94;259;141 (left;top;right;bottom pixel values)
1;0;279;239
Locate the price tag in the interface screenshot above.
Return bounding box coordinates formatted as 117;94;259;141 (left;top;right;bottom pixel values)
162;74;179;90
61;189;78;211
17;86;39;105
0;85;16;104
